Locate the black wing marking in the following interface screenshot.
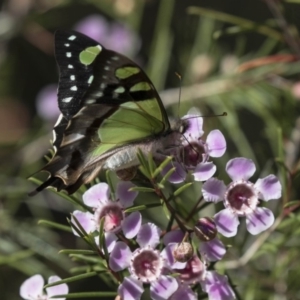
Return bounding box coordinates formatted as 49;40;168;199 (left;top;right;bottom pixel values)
55;30;100;119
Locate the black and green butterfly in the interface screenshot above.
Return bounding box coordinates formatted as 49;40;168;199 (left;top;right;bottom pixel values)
30;30;188;195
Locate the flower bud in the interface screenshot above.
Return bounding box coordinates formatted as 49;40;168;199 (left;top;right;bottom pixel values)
116;166;137;181
173;242;194;263
194;217;217;242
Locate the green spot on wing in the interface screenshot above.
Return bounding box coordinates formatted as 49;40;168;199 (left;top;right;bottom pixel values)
114;87;125;93
115;66;140;79
79;45;102;65
130;82;152;92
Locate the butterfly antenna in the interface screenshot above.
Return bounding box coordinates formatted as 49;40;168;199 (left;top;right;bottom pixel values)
175;72;182;119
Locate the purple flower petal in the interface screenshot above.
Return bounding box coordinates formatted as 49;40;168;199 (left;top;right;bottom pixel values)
199;238;226;262
246;207;274;235
118;276;144;300
203;271;236;300
36;84;60;121
170;285;197;300
20;274;44;299
206;130;226;158
226;157;256;181
254;175;282;201
74;15;108;43
162;162;187;184
136;223;161;248
107;23;140;54
94;232;118;253
214;209;239;237
117;181;138;208
193;162;216;181
163;230;184;245
109;241;132;272
82;183;110;207
202;178;226;203
122;211;142;239
105;232;118;253
71;211;95;236
150;275;179;300
46;276;68;300
183;110;204;140
170;162;187;184
161;243;187;269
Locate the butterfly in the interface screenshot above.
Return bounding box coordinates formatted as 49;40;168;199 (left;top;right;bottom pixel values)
29;30;188;196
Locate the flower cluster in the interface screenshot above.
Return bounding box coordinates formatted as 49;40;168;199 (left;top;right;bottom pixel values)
23;108;282;300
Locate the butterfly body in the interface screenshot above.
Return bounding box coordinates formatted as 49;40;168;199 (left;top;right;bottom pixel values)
30;30;187;195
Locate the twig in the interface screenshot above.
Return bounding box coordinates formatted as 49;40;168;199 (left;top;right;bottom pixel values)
263;0;300;57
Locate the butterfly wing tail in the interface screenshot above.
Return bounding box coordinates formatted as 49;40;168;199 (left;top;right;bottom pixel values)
28;176;65;196
28;156;104;196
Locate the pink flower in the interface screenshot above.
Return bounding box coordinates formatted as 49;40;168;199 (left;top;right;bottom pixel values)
71;182;141;240
20;274;68;300
202;157;282;237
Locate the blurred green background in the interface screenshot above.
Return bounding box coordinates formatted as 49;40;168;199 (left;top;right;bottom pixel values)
1;0;300;299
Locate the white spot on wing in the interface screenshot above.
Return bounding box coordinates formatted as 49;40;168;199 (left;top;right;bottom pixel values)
100;83;106;89
114;86;125;93
86;99;96;104
112;56;119;61
70;86;77;91
70;75;75;81
66;52;72;57
68;35;76;41
68;64;73;69
52;130;56;143
64;43;70;47
88;75;94;84
92;91;103;97
104;66;110;71
63;133;85;145
54;113;64;127
62;97;73;103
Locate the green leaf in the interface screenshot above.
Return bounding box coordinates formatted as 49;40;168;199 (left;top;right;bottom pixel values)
147;153;156;176
173;183;193;197
38;220;72;232
0;249;34;265
99;217;109;261
283;200;300;208
159;167;175;186
68;216;87;239
137;149;151;178
52;291;117;298
69;254;105;264
124;203;161;213
153;155;173;178
106;170;115;198
59;249;97;255
44;272;98;288
129;186;155;193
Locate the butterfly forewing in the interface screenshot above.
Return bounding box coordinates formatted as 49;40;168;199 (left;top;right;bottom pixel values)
55;30;101;119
